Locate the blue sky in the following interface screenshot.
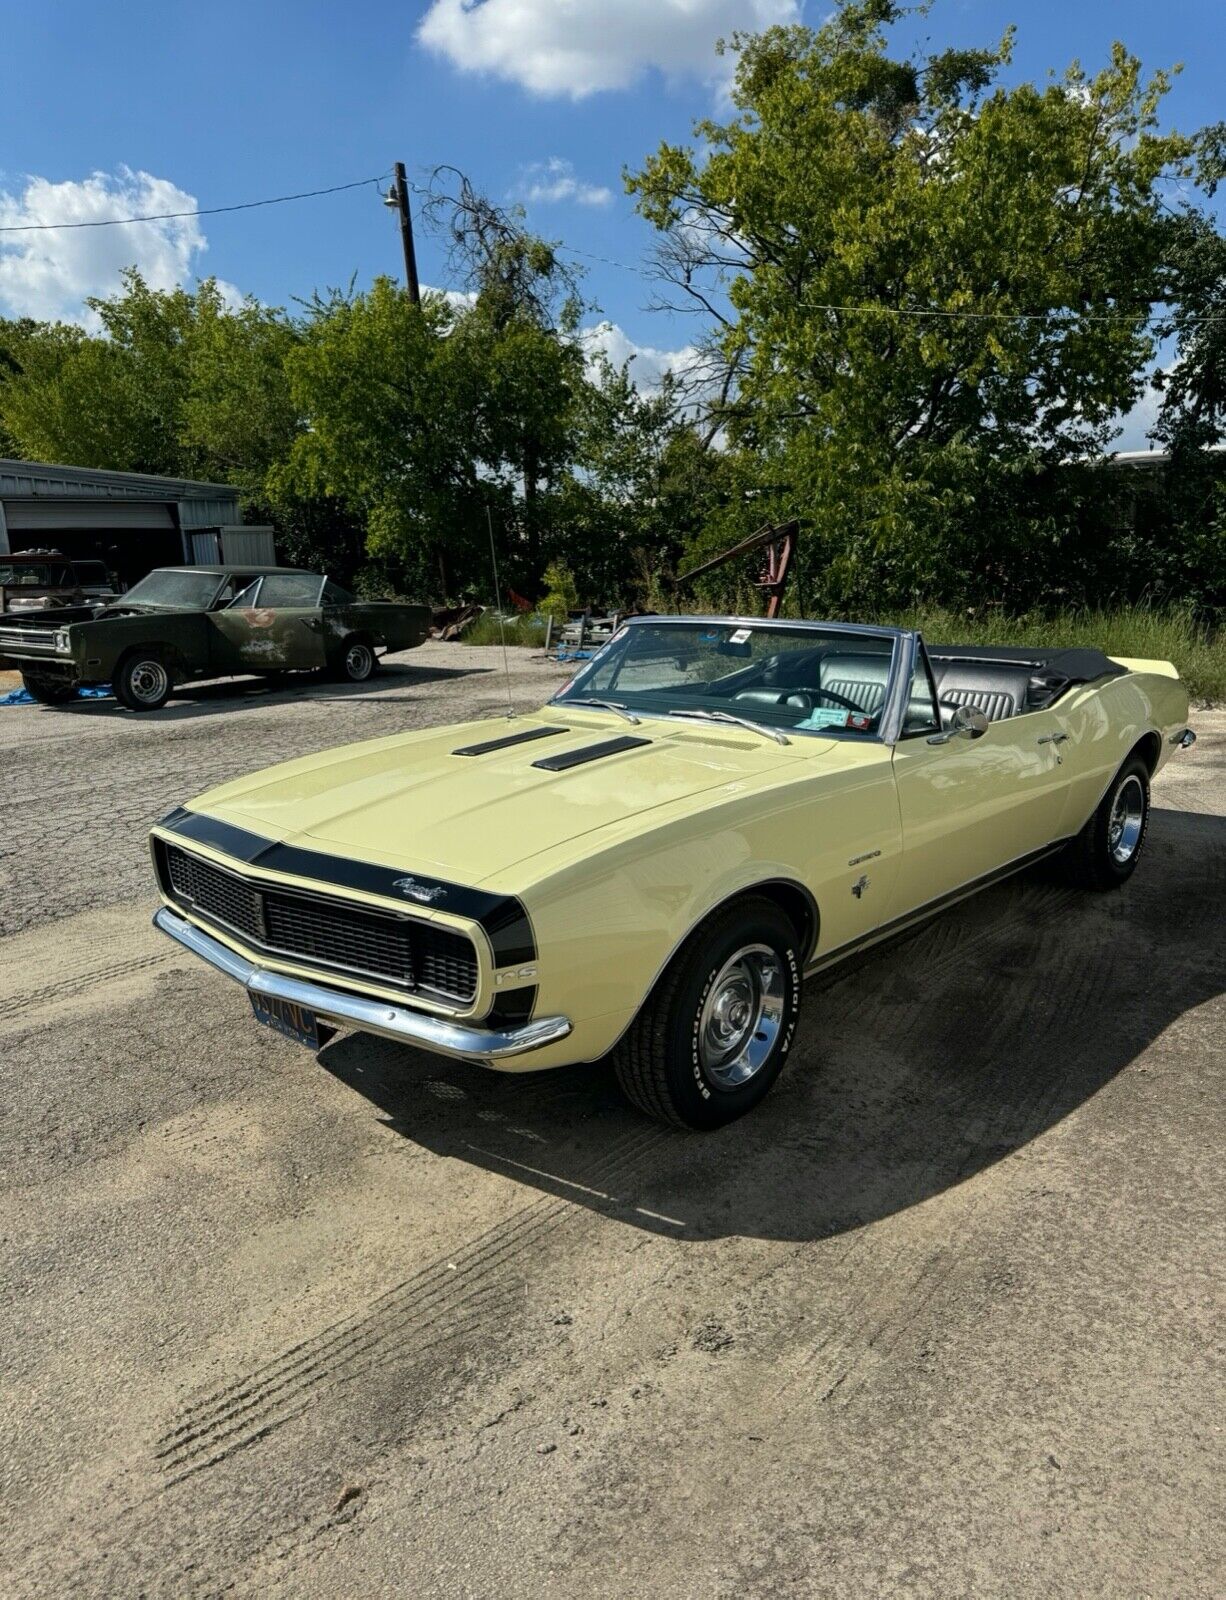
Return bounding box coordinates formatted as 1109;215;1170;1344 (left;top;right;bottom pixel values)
1;1;1222;440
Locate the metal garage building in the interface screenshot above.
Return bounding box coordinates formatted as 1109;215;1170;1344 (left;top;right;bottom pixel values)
0;459;275;589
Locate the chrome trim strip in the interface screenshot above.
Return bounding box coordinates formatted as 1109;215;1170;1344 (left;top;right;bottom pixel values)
804;840;1069;976
154;908;572;1061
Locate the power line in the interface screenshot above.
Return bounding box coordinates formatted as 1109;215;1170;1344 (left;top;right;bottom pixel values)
0;175;388;233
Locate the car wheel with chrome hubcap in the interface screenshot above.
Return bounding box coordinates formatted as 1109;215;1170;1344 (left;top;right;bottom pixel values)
1063;754;1150;890
115;651;173;712
613;897;802;1129
332;636;377;683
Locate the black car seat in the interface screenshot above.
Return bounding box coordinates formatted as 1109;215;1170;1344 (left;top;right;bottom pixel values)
817;653;892;714
931;660;1032;724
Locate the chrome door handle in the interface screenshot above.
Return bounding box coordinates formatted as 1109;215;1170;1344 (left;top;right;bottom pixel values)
1037;732;1068;745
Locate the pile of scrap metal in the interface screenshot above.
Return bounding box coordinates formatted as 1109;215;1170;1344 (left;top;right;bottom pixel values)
430;602;484;641
546;611;623;662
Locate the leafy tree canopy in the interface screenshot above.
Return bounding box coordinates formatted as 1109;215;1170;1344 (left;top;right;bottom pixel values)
627;0;1208;607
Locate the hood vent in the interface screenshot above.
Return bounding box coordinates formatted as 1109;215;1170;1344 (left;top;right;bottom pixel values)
532;735;651;771
453;725;569;756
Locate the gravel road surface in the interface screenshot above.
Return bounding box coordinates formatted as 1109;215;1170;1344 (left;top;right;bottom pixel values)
1;645;1222;1598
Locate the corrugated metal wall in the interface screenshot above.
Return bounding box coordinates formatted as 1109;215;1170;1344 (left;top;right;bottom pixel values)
219;526;277;565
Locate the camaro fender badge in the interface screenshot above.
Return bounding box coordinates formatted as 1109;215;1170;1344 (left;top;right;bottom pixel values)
495;967;539;986
851;874;870;899
847;848;881;867
391;876;446;904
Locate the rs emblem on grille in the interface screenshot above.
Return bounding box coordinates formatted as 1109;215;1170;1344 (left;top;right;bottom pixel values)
391;876;446;904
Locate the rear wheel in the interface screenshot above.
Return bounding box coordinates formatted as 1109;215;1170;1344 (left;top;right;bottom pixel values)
115;651;173;712
1061;755;1150;890
612;897;802;1129
332;636;377;683
21;672;76;706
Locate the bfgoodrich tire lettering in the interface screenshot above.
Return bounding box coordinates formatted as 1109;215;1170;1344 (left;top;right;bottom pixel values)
612;896;802;1130
1062;754;1151;890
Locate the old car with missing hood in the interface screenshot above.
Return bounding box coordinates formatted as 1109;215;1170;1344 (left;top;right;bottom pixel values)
150;616;1195;1128
0;564;429;709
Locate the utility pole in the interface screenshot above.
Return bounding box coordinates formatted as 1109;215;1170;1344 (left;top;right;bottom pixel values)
386;161;421;307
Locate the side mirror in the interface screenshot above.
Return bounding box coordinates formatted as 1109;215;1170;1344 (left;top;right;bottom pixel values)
927;704;990;745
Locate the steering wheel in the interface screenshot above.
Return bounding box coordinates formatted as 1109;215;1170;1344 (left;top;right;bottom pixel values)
815;687;865;715
733;689;813;716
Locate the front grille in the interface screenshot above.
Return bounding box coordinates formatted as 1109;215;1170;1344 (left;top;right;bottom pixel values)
163;843;478;1004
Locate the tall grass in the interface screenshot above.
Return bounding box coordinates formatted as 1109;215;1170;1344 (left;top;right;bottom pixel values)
864;603;1224;704
462;612;549;649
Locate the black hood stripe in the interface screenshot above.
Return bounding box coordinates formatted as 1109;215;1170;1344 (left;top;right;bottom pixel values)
532;734;651;771
155;807;535;967
452;725;569;756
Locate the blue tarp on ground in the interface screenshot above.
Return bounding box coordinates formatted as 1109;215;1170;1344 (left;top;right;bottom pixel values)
0;684;112;706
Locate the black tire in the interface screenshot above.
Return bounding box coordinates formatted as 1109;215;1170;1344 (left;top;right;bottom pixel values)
612;896;802;1130
332;636;377;683
1061;755;1151;890
114;650;173;712
22;672;76;706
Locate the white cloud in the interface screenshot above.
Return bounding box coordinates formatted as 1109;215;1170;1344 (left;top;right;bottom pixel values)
516;158;612;208
1112;375;1164;453
417;0;800;98
0;167;207;327
580;318;701;389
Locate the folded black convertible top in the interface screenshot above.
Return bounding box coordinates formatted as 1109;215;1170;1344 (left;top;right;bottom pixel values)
928;644;1126;687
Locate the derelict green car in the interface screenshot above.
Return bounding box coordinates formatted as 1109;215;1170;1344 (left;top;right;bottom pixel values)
0;565;430;711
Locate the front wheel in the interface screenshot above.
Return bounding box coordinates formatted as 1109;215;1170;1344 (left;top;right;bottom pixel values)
21;672;76;706
115;652;173;712
1061;755;1150;890
612;897;802;1129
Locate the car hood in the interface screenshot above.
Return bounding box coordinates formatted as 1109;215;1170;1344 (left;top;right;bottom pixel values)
185;713;833;886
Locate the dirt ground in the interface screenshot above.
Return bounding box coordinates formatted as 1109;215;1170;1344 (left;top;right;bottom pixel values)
1;643;1222;1599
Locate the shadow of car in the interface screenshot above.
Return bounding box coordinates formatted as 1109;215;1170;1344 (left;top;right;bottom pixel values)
316;805;1223;1244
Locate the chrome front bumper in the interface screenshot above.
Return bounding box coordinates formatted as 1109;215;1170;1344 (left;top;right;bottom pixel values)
153;907;572;1062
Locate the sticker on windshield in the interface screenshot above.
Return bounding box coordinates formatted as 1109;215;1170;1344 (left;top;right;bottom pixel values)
728;628;752;644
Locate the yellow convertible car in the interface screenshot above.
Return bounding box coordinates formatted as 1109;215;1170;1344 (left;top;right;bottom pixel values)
150;618;1195;1128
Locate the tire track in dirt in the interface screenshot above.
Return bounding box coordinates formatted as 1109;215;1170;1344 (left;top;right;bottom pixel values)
16;1122;671;1599
154;1124;666;1482
0;949;176;1027
773;879;1106;1414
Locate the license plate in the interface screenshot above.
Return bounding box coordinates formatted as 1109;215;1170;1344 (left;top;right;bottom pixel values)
250;994;321;1050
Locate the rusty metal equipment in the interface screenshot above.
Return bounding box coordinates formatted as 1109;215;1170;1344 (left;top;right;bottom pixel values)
672;518;801;618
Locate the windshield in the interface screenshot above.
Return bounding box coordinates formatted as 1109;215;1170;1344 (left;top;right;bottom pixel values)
116;570;222;608
0;560;70;587
553;620;898;738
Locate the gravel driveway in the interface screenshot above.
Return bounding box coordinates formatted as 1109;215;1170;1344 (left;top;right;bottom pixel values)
2;644;1222;1599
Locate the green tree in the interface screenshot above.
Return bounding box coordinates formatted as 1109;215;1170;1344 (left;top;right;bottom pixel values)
273;279;496;597
628;1;1203;610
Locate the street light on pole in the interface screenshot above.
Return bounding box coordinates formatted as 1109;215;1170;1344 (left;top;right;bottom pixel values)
385;162;421;307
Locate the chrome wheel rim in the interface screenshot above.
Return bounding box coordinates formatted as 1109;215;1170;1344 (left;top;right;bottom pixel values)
346;643;373;679
697;943;785;1090
1108;774;1145;864
129;660;168;704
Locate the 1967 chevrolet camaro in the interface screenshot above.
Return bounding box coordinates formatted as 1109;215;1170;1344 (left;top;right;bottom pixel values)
150;617;1196;1128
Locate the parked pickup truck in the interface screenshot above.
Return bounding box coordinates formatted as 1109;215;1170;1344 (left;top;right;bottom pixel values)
0;564;430;710
0;549;119;616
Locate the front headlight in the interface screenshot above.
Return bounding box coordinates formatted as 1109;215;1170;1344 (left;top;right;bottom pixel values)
54;629;72;654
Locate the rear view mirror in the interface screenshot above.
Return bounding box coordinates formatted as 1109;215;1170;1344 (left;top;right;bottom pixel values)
928;704;990;745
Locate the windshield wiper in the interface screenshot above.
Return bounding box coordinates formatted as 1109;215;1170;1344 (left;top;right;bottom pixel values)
668;709;790;746
566;697;641;725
